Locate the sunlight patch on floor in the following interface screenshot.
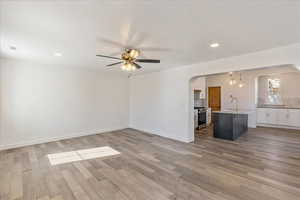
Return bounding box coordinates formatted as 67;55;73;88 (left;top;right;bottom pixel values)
47;146;121;165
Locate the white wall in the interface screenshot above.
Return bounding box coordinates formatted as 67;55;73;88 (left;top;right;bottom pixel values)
130;43;300;142
0;59;129;150
129;68;189;142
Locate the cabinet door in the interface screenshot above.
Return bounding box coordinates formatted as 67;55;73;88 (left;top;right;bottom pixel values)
265;109;278;124
257;108;267;124
277;109;290;126
288;109;300;127
200;92;205;99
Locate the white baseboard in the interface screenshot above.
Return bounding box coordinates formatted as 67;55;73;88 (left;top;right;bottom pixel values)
128;126;191;143
0;127;128;151
257;123;300;130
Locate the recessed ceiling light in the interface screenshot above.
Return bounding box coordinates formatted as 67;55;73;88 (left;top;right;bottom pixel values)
9;46;17;51
53;52;62;57
210;43;220;48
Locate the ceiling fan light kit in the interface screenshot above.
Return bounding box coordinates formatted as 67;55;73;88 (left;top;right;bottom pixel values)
96;48;160;72
121;62;136;71
128;49;140;59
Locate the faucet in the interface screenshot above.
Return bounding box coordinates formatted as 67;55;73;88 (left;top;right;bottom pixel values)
230;95;239;112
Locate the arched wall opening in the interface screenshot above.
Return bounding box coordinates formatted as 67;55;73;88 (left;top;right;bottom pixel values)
187;64;299;142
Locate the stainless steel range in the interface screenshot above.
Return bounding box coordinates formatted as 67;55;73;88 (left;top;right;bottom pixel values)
194;107;207;129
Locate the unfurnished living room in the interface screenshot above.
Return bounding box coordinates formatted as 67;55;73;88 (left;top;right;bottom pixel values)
1;1;300;200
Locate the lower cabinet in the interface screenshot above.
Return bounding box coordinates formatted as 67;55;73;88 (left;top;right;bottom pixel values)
277;109;290;126
289;109;300;127
257;108;300;128
257;108;277;124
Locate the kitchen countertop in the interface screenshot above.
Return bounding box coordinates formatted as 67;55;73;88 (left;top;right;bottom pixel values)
212;110;255;115
194;106;206;109
257;105;300;109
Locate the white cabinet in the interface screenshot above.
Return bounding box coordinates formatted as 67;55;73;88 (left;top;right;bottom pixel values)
206;108;212;125
257;108;278;124
257;108;300;128
257;108;265;123
257;108;267;123
199;92;205;99
266;109;278;124
277;109;290;126
191;77;206;99
289;110;300;127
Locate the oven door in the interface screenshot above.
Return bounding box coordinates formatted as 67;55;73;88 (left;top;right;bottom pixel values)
198;111;207;126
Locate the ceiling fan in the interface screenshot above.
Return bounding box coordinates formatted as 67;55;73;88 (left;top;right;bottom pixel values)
96;49;160;71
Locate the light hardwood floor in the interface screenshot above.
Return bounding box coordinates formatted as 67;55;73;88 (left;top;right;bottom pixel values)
0;127;300;200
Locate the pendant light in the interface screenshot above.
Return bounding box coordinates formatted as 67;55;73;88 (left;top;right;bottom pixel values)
238;72;244;88
229;72;236;85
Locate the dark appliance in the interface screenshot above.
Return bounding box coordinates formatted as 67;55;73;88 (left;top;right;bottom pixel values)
195;107;207;129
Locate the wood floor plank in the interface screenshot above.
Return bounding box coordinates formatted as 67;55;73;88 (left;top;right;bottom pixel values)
9;163;23;200
61;170;91;200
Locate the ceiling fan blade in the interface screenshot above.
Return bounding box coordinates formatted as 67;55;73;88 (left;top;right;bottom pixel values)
109;51;123;57
133;62;142;69
97;37;125;48
107;61;123;67
138;52;148;59
138;47;171;52
96;54;122;60
135;59;160;63
131;32;148;47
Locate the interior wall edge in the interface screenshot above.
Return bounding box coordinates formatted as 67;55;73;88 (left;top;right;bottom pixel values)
128;127;192;143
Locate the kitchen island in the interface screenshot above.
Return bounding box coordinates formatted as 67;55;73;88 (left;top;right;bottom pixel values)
212;110;249;140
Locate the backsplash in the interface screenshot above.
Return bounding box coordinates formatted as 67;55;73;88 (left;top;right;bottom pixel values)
258;97;300;108
194;99;205;107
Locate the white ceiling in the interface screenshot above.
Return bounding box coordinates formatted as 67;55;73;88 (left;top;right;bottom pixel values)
1;0;300;73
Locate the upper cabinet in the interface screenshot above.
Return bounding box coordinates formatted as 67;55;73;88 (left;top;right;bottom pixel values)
194;90;201;100
191;77;206;99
